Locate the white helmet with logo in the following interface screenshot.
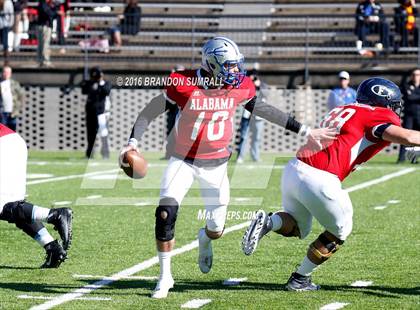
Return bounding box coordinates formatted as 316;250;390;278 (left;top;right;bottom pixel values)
201;36;246;86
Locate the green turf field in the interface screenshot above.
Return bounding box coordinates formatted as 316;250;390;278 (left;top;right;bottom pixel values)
0;152;419;310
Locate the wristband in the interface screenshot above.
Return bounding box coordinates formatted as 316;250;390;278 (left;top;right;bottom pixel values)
128;138;138;147
299;125;311;137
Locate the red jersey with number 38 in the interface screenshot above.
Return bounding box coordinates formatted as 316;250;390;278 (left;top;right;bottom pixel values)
298;104;401;181
164;69;256;159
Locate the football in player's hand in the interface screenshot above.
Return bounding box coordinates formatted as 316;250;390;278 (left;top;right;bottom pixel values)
121;150;148;179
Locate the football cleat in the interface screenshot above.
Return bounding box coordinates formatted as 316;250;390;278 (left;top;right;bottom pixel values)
198;228;213;274
242;210;271;255
41;240;67;268
151;277;175;299
286;272;320;291
47;208;73;250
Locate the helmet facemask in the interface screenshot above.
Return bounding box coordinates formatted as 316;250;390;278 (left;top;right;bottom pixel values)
389;99;404;117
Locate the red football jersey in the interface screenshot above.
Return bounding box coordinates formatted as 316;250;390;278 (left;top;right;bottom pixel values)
164;69;256;159
0;123;14;138
298;104;401;181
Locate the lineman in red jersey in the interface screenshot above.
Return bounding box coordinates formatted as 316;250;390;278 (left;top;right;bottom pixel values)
119;37;336;298
0;124;73;268
243;77;420;291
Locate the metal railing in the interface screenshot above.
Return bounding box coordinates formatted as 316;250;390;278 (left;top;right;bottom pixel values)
7;13;420;73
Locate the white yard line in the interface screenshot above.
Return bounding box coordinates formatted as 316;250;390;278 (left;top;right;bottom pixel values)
85;195;103;199
30;168;416;310
320;302;349;310
234;198;250;202
27;169;119;185
181;299;212;309
53;201;72;206
344;168;416;193
134;202;151;206
30;222;250;310
28;160;411;170
350;280;373;287
374;206;388;210
73;274;158;281
75;197;264;206
18;295;111;301
27;174;54;179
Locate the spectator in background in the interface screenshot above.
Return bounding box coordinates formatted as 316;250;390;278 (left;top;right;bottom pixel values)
355;0;390;52
55;0;70;54
37;0;61;67
81;67;111;159
0;66;24;131
108;0;141;49
394;0;419;48
327;71;357;110
0;0;14;61
236;69;266;163
397;68;420;163
11;0;27;51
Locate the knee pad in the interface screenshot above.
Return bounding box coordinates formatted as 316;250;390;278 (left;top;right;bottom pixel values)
0;200;33;224
276;212;300;237
309;231;344;262
155;197;179;241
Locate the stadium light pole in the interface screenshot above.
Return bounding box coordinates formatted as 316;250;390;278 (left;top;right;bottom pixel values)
191;15;196;67
417;16;420;67
304;15;310;85
83;13;89;80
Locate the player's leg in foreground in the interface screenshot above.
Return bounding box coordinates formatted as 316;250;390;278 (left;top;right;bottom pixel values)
197;162;229;274
152;157;195;299
243;159;352;291
0;132;73;268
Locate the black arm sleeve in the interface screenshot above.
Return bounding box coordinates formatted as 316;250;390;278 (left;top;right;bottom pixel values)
244;96;303;134
129;93;172;141
80;80;90;95
372;123;392;139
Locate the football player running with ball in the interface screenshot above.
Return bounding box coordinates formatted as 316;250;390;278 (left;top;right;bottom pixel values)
0;124;73;268
242;77;420;291
119;37;336;298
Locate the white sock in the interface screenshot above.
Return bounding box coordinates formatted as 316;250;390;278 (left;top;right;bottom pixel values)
356;40;363;50
296;256;319;276
158;251;173;282
34;228;54;247
198;228;211;251
270;213;283;231
32;205;51;222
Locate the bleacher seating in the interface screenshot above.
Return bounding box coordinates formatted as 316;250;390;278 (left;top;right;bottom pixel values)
8;1;420;71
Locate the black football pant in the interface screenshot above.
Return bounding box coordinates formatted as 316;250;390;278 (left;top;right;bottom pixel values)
86;113;98;159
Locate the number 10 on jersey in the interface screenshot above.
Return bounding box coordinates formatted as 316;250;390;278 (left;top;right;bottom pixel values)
191;111;230;141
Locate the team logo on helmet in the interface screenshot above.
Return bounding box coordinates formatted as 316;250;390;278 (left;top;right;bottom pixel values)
371;85;393;99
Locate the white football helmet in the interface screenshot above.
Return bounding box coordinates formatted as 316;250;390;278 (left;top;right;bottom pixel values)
201;36;246;86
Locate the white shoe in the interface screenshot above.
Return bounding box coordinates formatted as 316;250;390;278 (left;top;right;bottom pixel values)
151;277;174;299
242;210;270;255
236;157;244;164
198;228;213;274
